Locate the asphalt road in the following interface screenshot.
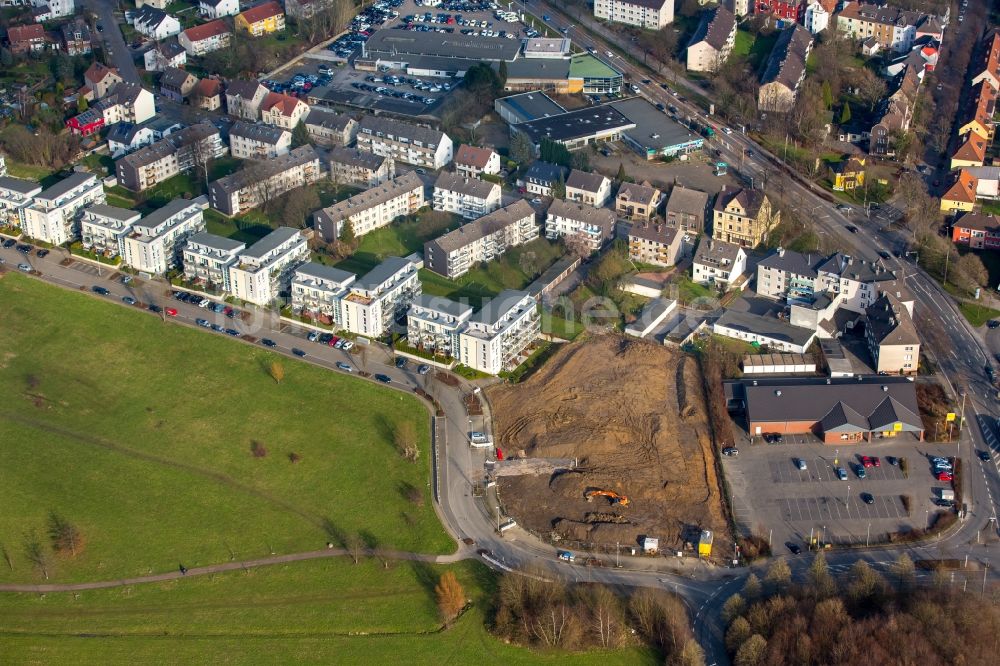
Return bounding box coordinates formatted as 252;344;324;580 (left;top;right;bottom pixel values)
83;0;141;85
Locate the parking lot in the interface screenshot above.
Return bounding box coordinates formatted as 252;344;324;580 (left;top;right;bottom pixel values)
723;439;959;553
283;0;537;116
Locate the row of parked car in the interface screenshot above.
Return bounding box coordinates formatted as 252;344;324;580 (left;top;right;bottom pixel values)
2;237;48;258
171;291;241;320
305;330;356;352
351;82;436;105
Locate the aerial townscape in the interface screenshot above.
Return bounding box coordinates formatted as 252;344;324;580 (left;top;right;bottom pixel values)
2;0;1000;662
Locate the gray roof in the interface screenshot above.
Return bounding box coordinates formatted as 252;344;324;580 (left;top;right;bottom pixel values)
524;160;567;185
0;176;42;195
666;185;709;217
355;256;413;291
617;181;660;206
565;169;608;194
758;248;820;277
427;199;535;253
358;115;447;147
135;5;171;28
730;376;922;432
517;104;635;144
546;198;616;230
139;196;206;228
866;294;920;346
495;91;566;123
328;146;387;171
316;171;423;226
229;120;289;145
815;253;893;283
37;172;96;201
187;231;246;252
715;310;817;347
611;98;703;152
296;261;355;284
304;108;353;132
628;220;678;245
225;79;266;100
434;171;499;199
411;293;474;318
99;82;149;107
211;145;318;195
473;289;531;326
118;121;218;169
85;203;139;221
363;28;521;62
156;40;185;58
161;66;195;89
505;58;572;81
715;188;769;217
760;24;812;91
241;227;301;260
688;5;736;52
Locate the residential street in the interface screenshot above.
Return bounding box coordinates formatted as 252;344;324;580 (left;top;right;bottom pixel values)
83;0;141;85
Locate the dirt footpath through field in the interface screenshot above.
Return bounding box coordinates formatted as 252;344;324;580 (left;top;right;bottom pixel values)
488;335;730;559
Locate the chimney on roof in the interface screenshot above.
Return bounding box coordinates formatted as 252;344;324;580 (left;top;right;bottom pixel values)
775;390;782;396
778;247;785;257
826;378;831;384
752;380;758;386
882;385;889;391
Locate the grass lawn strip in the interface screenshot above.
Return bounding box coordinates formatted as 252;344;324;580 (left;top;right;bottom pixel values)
0;274;452;584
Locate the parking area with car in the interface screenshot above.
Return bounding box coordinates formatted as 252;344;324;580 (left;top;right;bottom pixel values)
723;439;960;552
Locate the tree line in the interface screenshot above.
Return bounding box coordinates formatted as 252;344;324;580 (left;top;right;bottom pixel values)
722;552;1000;666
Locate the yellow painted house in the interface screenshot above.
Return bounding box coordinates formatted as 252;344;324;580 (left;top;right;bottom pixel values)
940;170;978;213
831;156;866;192
235;1;285;37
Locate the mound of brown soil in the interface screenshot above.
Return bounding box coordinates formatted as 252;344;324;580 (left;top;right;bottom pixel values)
490;336;728;555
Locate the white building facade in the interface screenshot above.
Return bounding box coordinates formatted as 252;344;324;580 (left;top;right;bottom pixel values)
228;227;310;306
121;197;208;274
594;0;673;30
22;173;105;246
457;290;539;375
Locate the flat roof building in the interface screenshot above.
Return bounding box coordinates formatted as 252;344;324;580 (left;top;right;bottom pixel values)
611;98;705;159
494;90;567;125
515;104;635;151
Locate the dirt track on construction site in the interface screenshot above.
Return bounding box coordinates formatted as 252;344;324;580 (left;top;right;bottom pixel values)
488;335;729;557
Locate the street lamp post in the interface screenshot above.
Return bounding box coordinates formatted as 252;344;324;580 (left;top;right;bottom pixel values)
866;522;871;548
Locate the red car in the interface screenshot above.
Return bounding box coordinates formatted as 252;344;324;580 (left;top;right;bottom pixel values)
861;456;874;468
936;471;954;482
165;307;178;317
328;335;340;347
872;456;881;467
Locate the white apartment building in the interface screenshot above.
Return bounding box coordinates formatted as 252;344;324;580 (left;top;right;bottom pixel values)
432;172;501;220
22;173;105;246
457;290;539;375
182;232;246;291
209;145;321;216
304;109;358;148
178;19;231;57
356;116;453;170
424;199;538;279
228;121;291;160
406;294;474;358
260;92;310;130
327;147;395;188
691;236;747;286
454;144;501;178
31;0;73;19
565;169;612;208
0;176;42;229
199;0;238;19
594;0;673;30
121;197;208;274
340;257;422;337
545;198;616;253
97;83;156;127
228;227;310;306
804;0;831;34
686;5;737;73
314;171;425;241
80;204;142;258
115;121;225;192
132;6;182;40
290;262;357;324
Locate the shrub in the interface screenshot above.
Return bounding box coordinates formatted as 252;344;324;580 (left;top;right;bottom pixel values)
251;440;267;458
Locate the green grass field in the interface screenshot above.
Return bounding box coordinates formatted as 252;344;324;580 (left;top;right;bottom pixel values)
0;274;452;584
0;557;655;663
959;301;1000;327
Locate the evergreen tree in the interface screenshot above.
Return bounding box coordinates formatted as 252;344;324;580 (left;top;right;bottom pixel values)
509;132;534;164
77;95;88;113
616;162;627;182
821;81;833;109
340;218;356;246
552;173;566;199
292;120;310;148
498;59;508;86
839;102;852;124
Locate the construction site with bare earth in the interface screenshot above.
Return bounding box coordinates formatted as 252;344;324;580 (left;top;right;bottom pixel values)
488;335;731;561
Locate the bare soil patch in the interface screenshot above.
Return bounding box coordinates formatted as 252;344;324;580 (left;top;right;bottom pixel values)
489;335;729;557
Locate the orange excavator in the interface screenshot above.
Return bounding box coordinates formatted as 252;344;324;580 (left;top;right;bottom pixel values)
585;490;631;507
